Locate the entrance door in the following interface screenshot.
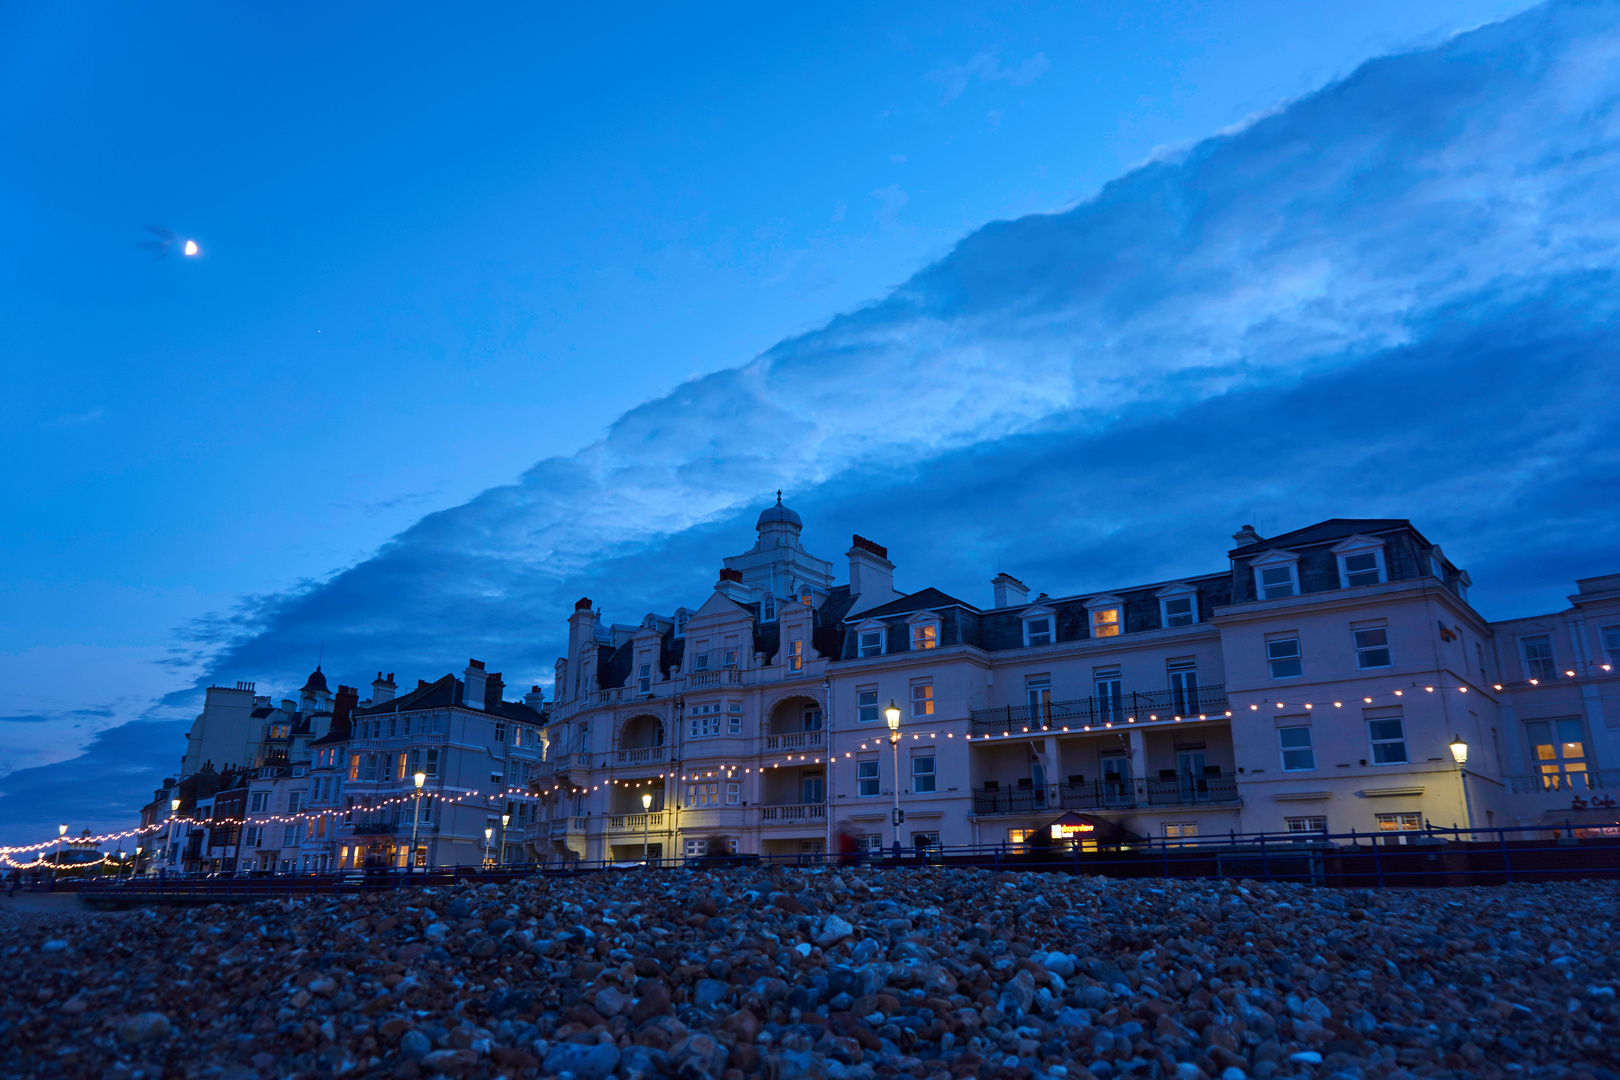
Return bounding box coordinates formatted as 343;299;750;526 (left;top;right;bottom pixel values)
1102;756;1131;805
1177;750;1207;802
1096;676;1123;721
802;774;825;804
803;707;823;732
1170;668;1200;716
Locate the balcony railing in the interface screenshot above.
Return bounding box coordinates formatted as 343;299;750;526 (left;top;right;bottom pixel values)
764;731;825;751
547;817;585;835
971;685;1229;733
351;822;399;836
688;669;745;688
972;773;1239;815
551;753;576;771
1508;768;1620;795
616;746;668;765
759;803;827;823
608;812;666;831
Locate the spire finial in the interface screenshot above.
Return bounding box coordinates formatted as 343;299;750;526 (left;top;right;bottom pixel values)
776;489;782;505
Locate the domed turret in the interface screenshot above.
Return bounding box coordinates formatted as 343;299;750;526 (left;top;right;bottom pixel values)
300;665;329;695
756;490;802;530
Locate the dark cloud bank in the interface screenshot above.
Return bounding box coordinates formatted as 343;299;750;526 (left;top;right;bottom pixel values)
8;0;1619;843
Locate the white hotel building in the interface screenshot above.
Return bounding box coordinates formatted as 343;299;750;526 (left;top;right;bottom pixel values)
529;501;1620;860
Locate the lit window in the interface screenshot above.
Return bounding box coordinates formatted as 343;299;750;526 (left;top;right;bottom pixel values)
910;682;933;717
912;755;936;793
800;586;812;606
1376;812;1421;833
1521;636;1555;680
1090;607;1122;638
912;622;938;650
1368;718;1408;764
1268;638;1302;679
788;639;803;672
685;782;719;807
1354;627;1392;668
857;688;878;723
1163;822;1198;840
1024;617;1052;647
1285;816;1327;833
1258;565;1297;599
858;630;884;658
1162;596;1195;628
857;760;880;797
1526;719;1587;790
1279;726;1315;771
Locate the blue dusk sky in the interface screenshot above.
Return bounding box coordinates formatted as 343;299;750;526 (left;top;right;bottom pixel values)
3;0;1617;846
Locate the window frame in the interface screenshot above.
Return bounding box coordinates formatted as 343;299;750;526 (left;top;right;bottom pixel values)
1022;606;1056;648
856;687;879;724
1267;636;1303;679
1285;816;1328;834
1085;595;1125;639
855;621;886;658
1353;625;1392;669
909;617;940;651
857;759;880;797
1367;716;1409;764
787;638;803;672
911;754;937;793
910;681;934;718
1521;635;1555;681
1278;725;1316;771
1157;584;1198;629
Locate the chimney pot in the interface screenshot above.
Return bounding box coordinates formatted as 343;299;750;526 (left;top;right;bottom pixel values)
1233;524;1264;547
992;572;1029;609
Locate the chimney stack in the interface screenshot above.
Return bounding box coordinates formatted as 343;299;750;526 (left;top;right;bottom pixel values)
485;672;504;707
715;566;750;603
846;535;899;614
524;684;546;711
992;572;1029;609
371;671;396;703
463;659;488;711
332;685;359;737
1232;524;1264;547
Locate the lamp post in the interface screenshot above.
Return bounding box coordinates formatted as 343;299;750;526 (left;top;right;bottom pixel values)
56;823;67;878
484;826;494;869
169;798;181;873
1449;735;1474;837
500;813;510;868
885;700;903;858
641;791;653;865
409;771;426;873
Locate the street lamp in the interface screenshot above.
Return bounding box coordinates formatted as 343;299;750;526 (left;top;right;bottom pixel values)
641;791;653;864
885;700;903;858
500;813;510;868
57;823;67;873
409;771;426;873
169;799;181;872
484;826;494;869
1450;735;1474;837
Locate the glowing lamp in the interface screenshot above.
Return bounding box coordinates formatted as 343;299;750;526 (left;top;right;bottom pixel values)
1448;736;1468;766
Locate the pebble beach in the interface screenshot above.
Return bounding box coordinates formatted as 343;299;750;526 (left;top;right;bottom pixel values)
3;867;1617;1080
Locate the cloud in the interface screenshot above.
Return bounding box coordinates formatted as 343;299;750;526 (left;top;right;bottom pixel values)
930;50;1052;104
44;407;105;428
868;183;910;224
7;0;1620;843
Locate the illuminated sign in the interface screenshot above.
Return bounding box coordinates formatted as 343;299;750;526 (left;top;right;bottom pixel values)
1051;822;1095;838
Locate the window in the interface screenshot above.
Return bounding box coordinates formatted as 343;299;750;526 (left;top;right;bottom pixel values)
723;649;738;668
1268;637;1302;679
1285;816;1327;834
676;611;689;636
802;773;825;803
912;755;936;793
249;792;268;813
490;771;503;784
1257;564;1297;600
802;706;822;731
859;833;884;854
1521;636;1555;681
1603;625;1620;667
1526;718;1587;790
725;782;741;805
574;723;589;754
283;825;298;847
727;702;743;735
1368;717;1409;764
763;595;776;621
1376;812;1421;833
912;622;938;650
1278;726;1315;771
858;630;884;658
494;723;506;743
685;783;719;807
1026;678;1051;723
243;826;261;848
684;839;707;857
1024;617;1053;647
388;717;398;739
1095;670;1123;720
1354;626;1392;668
1090;607;1122;638
857;687;878;724
401;716;411;736
1168;662;1199;715
694;652;710;672
689;703;722;738
910;682;933;717
638;664;651;693
406;747;439;778
1162;595;1195;628
788;639;803;672
857;759;880;797
801;586;813;606
362;755;378;781
1336;545;1386;588
287;791;303;813
1163;822;1198;840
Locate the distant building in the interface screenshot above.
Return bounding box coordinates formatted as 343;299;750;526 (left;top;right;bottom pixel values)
531;502;1620;859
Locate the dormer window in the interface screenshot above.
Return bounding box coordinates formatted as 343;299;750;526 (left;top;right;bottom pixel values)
908;612;940;651
1156;584;1198;628
855;620;886;658
1331;535;1387;590
1429;549;1445;581
763;595;777;621
1085;594;1125;639
1250;550;1301;600
800;586;812;606
675;610;689;636
1022;609;1055;648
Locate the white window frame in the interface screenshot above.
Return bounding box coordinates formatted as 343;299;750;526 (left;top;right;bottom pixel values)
1156;584;1198;628
1022;605;1056;648
727;701;743;735
856;686;879;724
1278;725;1315;771
1521;635;1555;681
1085;594;1125;639
910;680;934;717
1285;816;1327;834
1331;535;1388;590
1353;625;1392;669
787;639;803;672
694;652;710;672
855;620;886;658
908;612;940;651
725;782;741;805
911;754;936;793
1367;716;1409;764
1267;636;1303;679
762;595;777;621
638;663;651;693
1250;550;1301;600
857;759;880;797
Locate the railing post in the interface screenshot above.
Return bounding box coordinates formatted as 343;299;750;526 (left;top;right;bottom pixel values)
1372;833;1384;888
1259;834;1269;882
1500;826;1513;883
1161;834;1171;879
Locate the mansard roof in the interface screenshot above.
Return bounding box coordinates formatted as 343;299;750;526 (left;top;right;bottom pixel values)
352;672;543;724
855;587;977;619
1230;518;1413;556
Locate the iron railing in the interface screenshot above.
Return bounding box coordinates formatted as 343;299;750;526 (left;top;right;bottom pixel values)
972;684;1229;732
1507;767;1620;795
973;773;1238;814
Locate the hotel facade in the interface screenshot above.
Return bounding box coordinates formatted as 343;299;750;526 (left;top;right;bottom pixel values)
528;503;1620;860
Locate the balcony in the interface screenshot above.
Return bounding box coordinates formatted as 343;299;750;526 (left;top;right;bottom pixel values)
608;812;666;832
972;773;1239;815
351;822;399;836
547;817;584;836
759;803;827;823
688;669;745;689
764;731;825;752
1507;768;1620;795
971;685;1229;734
551;753;576;771
616;746;669;765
